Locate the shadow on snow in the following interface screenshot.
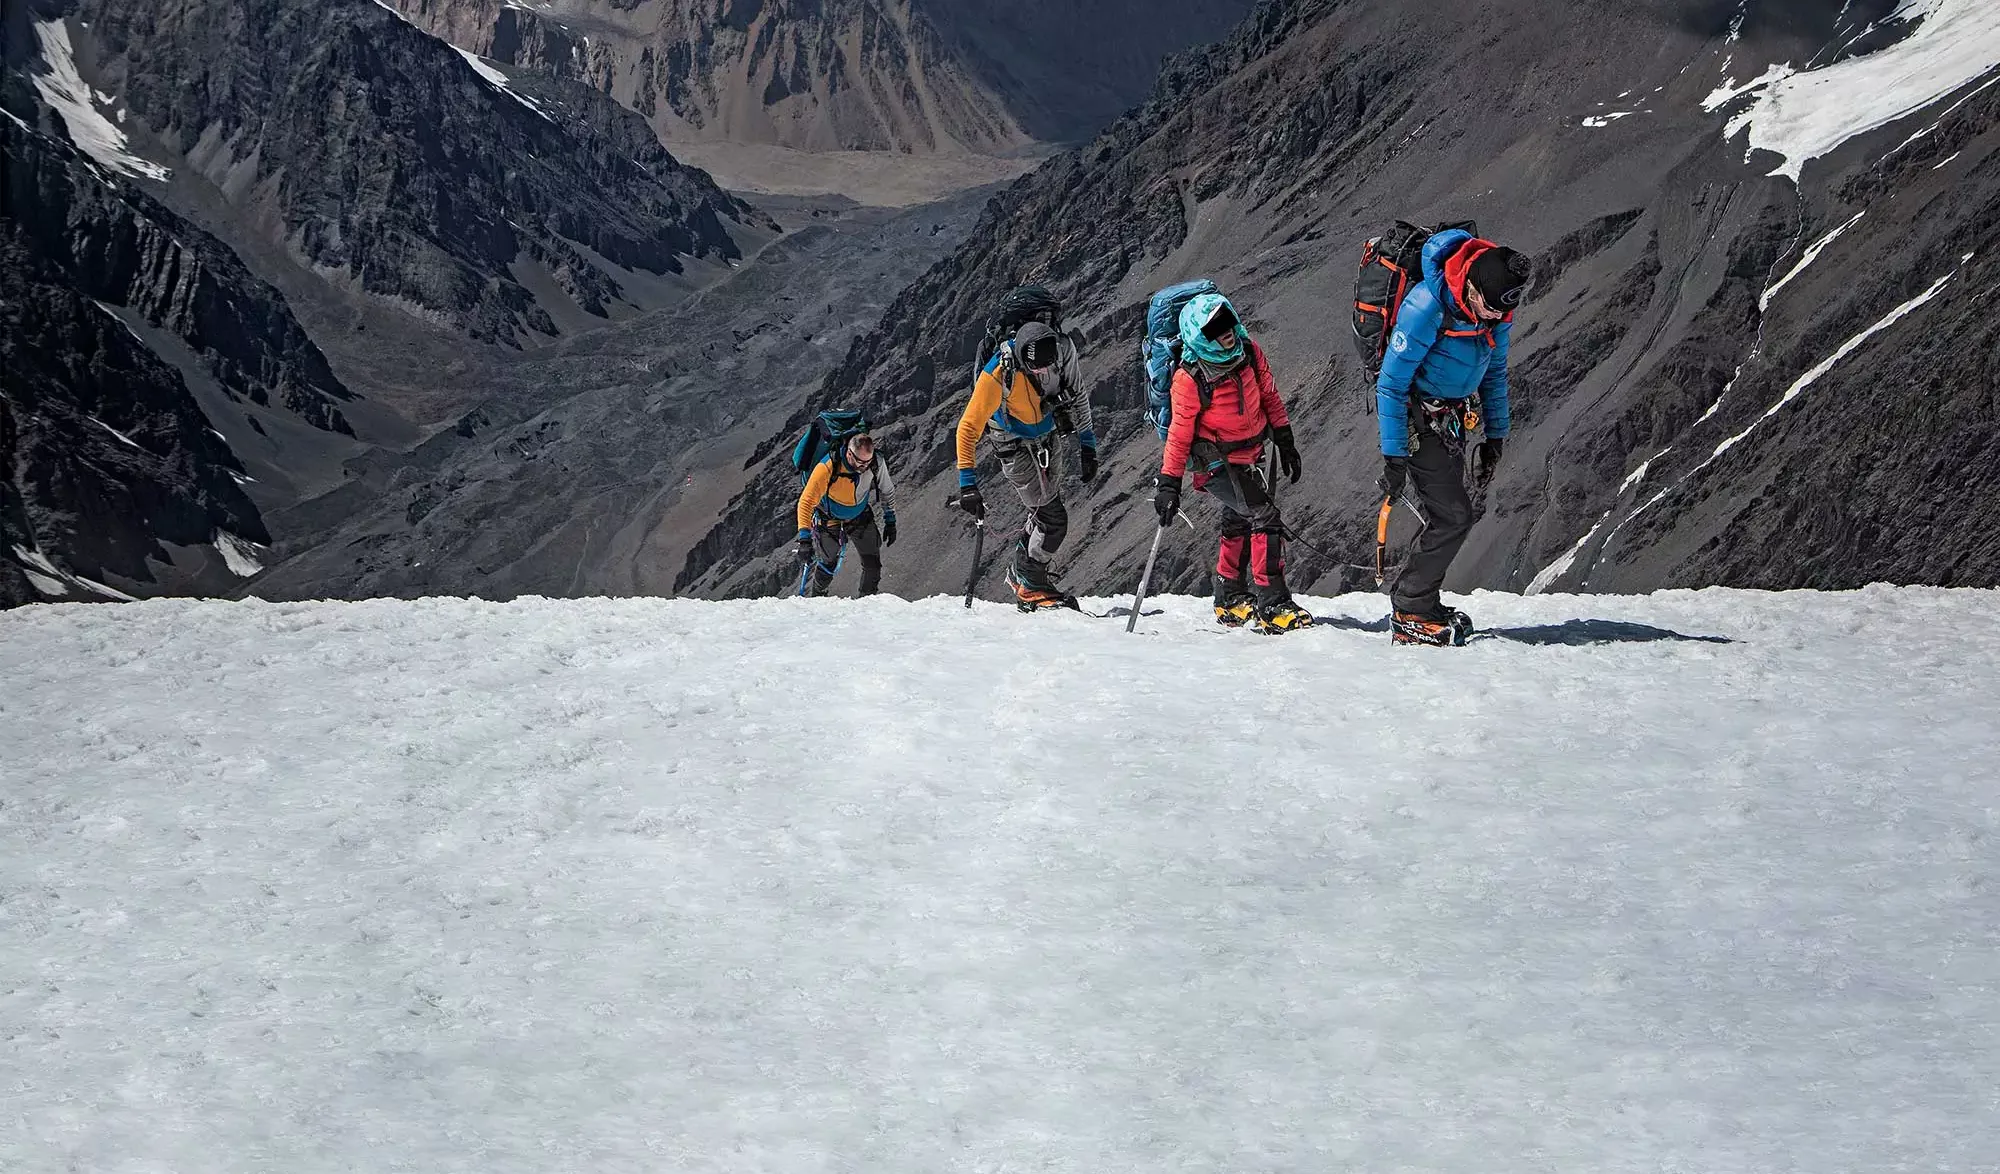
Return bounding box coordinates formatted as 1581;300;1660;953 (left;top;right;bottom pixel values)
1311;614;1734;645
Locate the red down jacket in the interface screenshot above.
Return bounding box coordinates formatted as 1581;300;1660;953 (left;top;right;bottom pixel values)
1159;340;1290;477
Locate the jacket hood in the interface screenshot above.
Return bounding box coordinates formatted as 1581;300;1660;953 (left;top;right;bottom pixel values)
1423;229;1499;320
1179;291;1248;365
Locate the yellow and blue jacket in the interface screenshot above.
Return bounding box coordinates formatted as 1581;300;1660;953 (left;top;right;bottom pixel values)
954;342;1096;487
797;451;897;532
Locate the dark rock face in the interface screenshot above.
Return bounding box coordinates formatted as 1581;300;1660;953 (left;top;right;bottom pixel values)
1;110;362;599
2;220;262;597
686;0;2000;599
3;112;355;435
70;0;769;345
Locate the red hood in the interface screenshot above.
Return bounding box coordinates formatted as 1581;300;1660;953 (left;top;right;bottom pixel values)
1442;237;1498;320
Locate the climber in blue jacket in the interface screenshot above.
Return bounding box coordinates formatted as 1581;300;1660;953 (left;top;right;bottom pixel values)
1375;228;1532;646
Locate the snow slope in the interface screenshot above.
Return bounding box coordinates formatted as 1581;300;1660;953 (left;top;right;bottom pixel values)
29;18;171;182
1705;0;2000;180
4;590;1998;1171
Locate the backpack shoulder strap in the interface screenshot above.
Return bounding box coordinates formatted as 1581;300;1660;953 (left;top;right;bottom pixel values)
1181;361;1216;410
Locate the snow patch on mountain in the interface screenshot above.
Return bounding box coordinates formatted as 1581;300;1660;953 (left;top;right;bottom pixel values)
1702;62;1794;112
10;544;135;601
89;417;144;450
1527;446;1672;594
1882;71;2000;161
1761;212;1865;311
1527;527;1598;594
29;18;170;181
19;568;69;596
1706;0;2000;181
1716;257;1968;458
212;532;265;577
451;46;553;122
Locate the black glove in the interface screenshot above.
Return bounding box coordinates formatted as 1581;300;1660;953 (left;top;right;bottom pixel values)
1474;437;1505;486
793;530;815;567
1078;444;1099;483
881;510;898;548
956;484;986;521
1153;474;1182;528
1379;456;1409;501
1272;425;1302;485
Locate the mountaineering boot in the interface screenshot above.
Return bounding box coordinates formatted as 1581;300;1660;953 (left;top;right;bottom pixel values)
1392;605;1473;647
1004;565;1079;612
1214;596;1256;627
1253;599;1315;635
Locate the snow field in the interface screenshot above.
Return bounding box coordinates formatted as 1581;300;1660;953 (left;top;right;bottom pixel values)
2;589;1998;1171
1705;0;2000;180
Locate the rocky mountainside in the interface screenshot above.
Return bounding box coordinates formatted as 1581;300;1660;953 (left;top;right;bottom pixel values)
387;0;1255;153
2;0;784;603
684;0;2000;601
57;0;770;346
242;189;999;601
1;106;362;599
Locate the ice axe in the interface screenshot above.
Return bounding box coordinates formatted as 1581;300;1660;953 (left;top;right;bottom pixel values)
962;519;985;608
1373;495;1393;586
948;490;985;608
1126;526;1166;634
1369;487;1429;589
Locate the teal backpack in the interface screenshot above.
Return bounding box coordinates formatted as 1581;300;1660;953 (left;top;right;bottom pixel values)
789;410;868;481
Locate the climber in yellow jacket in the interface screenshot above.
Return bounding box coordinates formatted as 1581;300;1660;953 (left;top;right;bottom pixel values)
952;320;1098;609
795;430;897;597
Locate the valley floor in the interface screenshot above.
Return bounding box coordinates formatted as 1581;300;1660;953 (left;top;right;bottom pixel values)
662;141;1052;207
3;588;1997;1170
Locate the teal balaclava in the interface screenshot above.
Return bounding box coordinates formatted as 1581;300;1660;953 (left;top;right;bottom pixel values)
1178;292;1247;365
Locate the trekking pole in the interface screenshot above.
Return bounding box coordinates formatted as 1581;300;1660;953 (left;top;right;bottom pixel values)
963;519;985;608
1126;510;1191;632
1126;524;1168;633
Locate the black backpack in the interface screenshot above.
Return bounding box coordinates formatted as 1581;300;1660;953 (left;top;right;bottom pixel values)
1352;219;1478;382
974;283;1083;435
789;409;868;483
975;284;1065;374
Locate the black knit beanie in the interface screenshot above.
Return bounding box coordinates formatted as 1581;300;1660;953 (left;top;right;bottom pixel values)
1469;246;1533;310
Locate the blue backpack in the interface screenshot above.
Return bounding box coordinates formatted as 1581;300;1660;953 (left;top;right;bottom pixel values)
1142;279;1219;439
789;409;868;482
